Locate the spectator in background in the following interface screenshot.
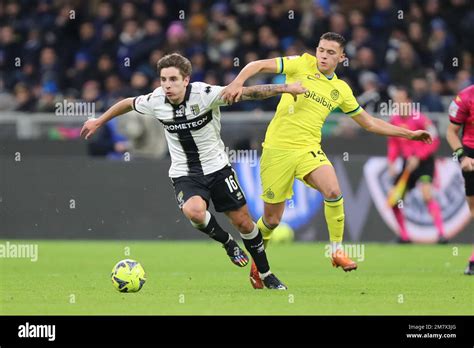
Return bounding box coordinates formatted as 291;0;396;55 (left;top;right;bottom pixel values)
66;52;95;89
96;54;117;90
388;41;424;87
357;71;386;114
13;82;36;112
117;19;145;80
0;0;472;114
428;19;459;76
37;81;60;113
38;47;60;87
407;21;431;67
411;77;444;112
130;71;150;96
0;25;21;89
133;19;164;67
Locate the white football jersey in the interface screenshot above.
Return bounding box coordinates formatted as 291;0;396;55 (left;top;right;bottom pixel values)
132;82;230;178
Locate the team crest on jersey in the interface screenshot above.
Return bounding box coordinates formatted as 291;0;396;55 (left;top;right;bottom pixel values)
330;89;339;101
190;104;200;116
177;191;184;208
265;188;275;200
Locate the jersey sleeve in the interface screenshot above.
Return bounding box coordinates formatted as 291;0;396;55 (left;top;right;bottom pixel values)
275;55;302;77
448;95;469;125
200;84;228;108
339;86;363;117
132;93;154;116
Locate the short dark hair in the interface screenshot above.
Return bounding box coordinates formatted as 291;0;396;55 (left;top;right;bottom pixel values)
320;32;346;49
156;53;192;78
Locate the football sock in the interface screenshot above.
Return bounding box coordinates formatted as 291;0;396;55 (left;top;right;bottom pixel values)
392;206;409;241
240;223;270;274
191;211;231;244
426;199;445;237
469;251;474;262
257;216;274;248
324;195;345;247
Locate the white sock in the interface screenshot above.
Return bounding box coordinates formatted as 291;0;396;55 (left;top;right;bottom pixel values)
331;242;343;253
259;270;272;280
190;211;211;229
239;223;259;240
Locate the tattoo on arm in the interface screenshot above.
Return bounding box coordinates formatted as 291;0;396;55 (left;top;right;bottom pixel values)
241;84;288;100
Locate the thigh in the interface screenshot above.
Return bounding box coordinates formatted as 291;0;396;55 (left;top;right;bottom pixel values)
463;169;474;197
295;147;332;186
260;148;297;203
303;163;341;197
170;176;211;210
210;166;247;213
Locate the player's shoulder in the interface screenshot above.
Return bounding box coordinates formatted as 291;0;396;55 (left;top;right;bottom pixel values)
299;53;317;68
457;84;474;103
191;81;221;94
135;87;164;104
333;77;354;95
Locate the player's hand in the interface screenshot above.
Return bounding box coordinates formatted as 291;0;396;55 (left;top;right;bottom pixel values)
286;81;307;101
406;156;420;172
460;156;474;172
80;118;102;140
410;130;432;144
220;81;244;104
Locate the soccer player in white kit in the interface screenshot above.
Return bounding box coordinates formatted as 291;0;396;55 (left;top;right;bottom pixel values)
81;53;306;289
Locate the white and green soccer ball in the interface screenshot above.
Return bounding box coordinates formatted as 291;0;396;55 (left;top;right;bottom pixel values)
111;259;146;293
270;223;295;244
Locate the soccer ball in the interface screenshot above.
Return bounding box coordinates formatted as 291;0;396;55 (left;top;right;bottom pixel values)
111;259;146;293
270;223;295;244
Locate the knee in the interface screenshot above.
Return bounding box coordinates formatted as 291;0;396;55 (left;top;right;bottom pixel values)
422;192;432;203
323;187;342;200
182;203;206;223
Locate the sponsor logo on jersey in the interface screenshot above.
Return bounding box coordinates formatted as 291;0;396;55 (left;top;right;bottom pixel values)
303;90;335;111
161;111;213;133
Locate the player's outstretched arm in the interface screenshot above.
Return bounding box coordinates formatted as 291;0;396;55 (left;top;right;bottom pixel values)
240;82;307;102
352;110;433;143
80;98;134;139
221;59;278;103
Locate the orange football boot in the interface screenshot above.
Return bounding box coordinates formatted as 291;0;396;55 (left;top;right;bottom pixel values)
331;249;358;272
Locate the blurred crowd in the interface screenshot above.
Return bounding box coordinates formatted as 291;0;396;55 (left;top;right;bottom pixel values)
0;0;473;114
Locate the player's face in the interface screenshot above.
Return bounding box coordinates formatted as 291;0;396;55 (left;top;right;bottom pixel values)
316;39;345;75
160;67;190;103
393;90;409;104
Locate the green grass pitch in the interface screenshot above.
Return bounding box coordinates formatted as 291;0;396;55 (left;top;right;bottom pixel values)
0;240;472;315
